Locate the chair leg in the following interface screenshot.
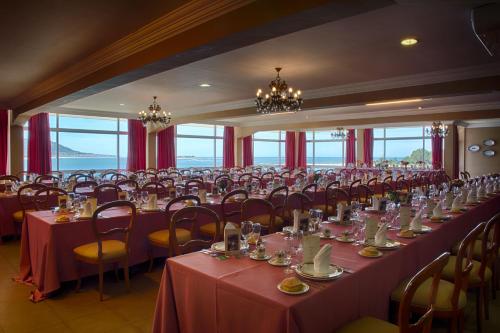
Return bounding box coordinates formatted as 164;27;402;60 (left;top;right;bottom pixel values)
113;263;120;282
148;249;154;273
123;257;130;291
458;311;465;333
98;262;104;302
476;287;483;333
484;283;490;320
75;262;82;293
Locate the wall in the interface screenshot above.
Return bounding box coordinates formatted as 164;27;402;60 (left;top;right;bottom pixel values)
10;125;23;176
463;126;500;177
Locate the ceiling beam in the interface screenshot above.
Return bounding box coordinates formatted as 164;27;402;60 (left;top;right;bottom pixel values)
12;0;393;120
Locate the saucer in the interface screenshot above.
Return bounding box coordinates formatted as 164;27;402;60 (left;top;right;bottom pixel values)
335;236;355;243
249;253;271;261
268;257;291;267
295;263;343;280
277;282;309;295
358;249;383;258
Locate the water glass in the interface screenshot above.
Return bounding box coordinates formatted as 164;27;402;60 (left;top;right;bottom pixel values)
176;186;184;197
252;223;261;245
141;191;149;208
240;221;253;254
190;186;199;196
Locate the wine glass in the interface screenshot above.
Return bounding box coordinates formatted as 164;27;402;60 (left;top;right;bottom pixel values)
240;221;253;255
352;219;365;246
141;191;149;209
252;223;261;245
176;186;184;198
190;186;199;197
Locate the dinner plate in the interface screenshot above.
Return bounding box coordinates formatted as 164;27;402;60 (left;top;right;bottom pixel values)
373;239;401;250
358;249;383;258
396;231;417;239
277;282;309;295
411;225;432;233
249;253;272;261
211;241;249;253
429;215;452;223
142;207;161;212
295;263;343;280
335;236;355;243
268;257;291;267
319;233;335;240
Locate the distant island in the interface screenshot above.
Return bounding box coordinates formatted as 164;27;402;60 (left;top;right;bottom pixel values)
51;141;114;157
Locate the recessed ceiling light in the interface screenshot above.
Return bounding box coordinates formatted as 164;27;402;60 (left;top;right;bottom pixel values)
401;37;418;46
366;98;424;106
119;103;125;106
418;106;423;110
199;83;211;87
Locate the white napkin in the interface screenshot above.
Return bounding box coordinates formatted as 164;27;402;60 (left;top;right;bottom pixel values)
478;184;486;198
198;189;207;203
451;195;462;211
424;198;435;215
486;183;493;194
466;189;477;204
148;193;157;209
313;244;332;274
461;189;468;204
374;222;388;246
372;196;381;210
432;201;443;218
399;205;411;230
293;209;300;232
337;203;345;221
83;202;93;217
302;234;321;264
445;192;454;209
410;210;423;231
365;217;379;244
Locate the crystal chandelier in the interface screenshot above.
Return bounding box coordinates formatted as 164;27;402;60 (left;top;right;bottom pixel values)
255;67;303;114
426;121;449;138
138;96;172;132
331;127;347;139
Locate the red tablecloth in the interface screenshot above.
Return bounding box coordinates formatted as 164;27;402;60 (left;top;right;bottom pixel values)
152;194;500;333
0;193;20;237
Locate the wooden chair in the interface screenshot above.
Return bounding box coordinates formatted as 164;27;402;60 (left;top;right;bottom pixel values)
185;179;205;194
73;200;136;301
13;183;47;227
284;192;312;223
443;213;500;333
241;198;277;233
68;173;92;182
73;180;98;195
147;195;200;271
238;173;257;186
141;181;168;199
301;183;318;202
170;206;221;256
391;223;484;333
338;252;450;333
367;177;378;193
158;176;175;189
267;186;288;227
354;184;373;207
200;190;249;236
110;173;128;182
34;187;68;211
34;174;59;184
348;179;361;197
116;179;139;192
0;175;20;183
145;172;158;181
324;188;351;217
94;183;120;204
383;175;393;184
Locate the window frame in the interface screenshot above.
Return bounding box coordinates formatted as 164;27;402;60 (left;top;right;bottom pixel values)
373;126;432;163
175;124;224;168
306;130;353;169
252;131;286;167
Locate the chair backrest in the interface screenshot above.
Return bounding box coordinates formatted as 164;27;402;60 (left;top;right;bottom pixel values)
241;198;276;233
94;183;121;204
221;190;248;226
238;173;253;185
261;172;274;182
110;173;128;181
100;171;117;181
478;213;500;279
185;179;205;193
164;195;201;218
302;183;318;202
168;171;182;178
34;187;68;211
0;175;20;183
170;206;221;256
285;192;313;216
367;177;378;191
267;185;288;216
73;180;98;194
398;252;450;333
215;175;234;192
280;171;291;178
68;173;91;182
325;188;351;216
396;175;405;182
383;175;393;183
348;179;361;197
116;179;139;191
158;176;175;188
141;181;168;198
91;200;136;259
355;184;373;205
381;181;394;196
35;174;59;184
17;183;47;209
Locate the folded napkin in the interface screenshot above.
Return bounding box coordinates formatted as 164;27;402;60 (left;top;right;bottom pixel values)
313;244;332;274
365;217;379;244
410;210;423;231
445;192;454;209
432;201;443;218
466;189;477;204
148;194;158;209
88;198;97;214
337;202;345;221
302;234;321;264
486;183;493;194
83;201;93;217
399;205;411;230
198;189;207;203
461;189;468;204
374;222;388;246
424;198;435;215
478;185;486;198
372;196;381;210
451;195;462;211
293;209;300;232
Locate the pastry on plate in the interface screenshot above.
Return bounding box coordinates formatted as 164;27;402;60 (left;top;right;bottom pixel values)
280;277;305;293
55;215;70;223
360;246;380;257
398;229;415;238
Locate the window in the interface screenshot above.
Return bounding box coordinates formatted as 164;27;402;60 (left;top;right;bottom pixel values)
252;131;286;166
23;114;128;171
176;123;224;168
373;126;432;165
306;130;354;168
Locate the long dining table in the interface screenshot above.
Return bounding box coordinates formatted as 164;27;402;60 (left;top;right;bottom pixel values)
151;193;500;333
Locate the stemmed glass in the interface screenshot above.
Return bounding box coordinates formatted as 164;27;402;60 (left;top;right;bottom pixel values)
240;221;253;255
190;186;199;197
251;223;261;245
352;219;365;246
176;186;184;198
351;200;361;219
141;191;149;209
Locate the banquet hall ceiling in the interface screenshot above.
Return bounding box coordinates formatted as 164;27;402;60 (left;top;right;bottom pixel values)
56;0;500;128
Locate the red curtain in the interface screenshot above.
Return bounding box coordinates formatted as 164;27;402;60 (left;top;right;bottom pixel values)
297;132;307;169
285;131;296;169
157;126;176;169
345;129;356;166
223;126;235;168
243;135;253;167
452;125;459;179
28;113;52;174
363;128;373;167
432;133;443;170
0;110;8;175
127;120;146;171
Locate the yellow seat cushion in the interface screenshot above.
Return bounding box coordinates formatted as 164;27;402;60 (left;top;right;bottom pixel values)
248;214;283;227
391;277;466;311
12;209;34;223
148;228;191;247
337;316;398;333
311;204;335;215
441;255;492;285
73;240;126;261
200;221;225;236
452;240;497;259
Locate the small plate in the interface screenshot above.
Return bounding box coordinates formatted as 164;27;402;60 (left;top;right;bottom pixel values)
397;231;416;239
483;139;496;146
277;282;309;295
373;239;401;250
335;236;355;243
429;215;451;223
249;253;272;261
411;225;432;233
142;207;161;212
358;249;383;258
211;241;249;253
268;257;291;267
319;233;335;240
295;263;343;280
